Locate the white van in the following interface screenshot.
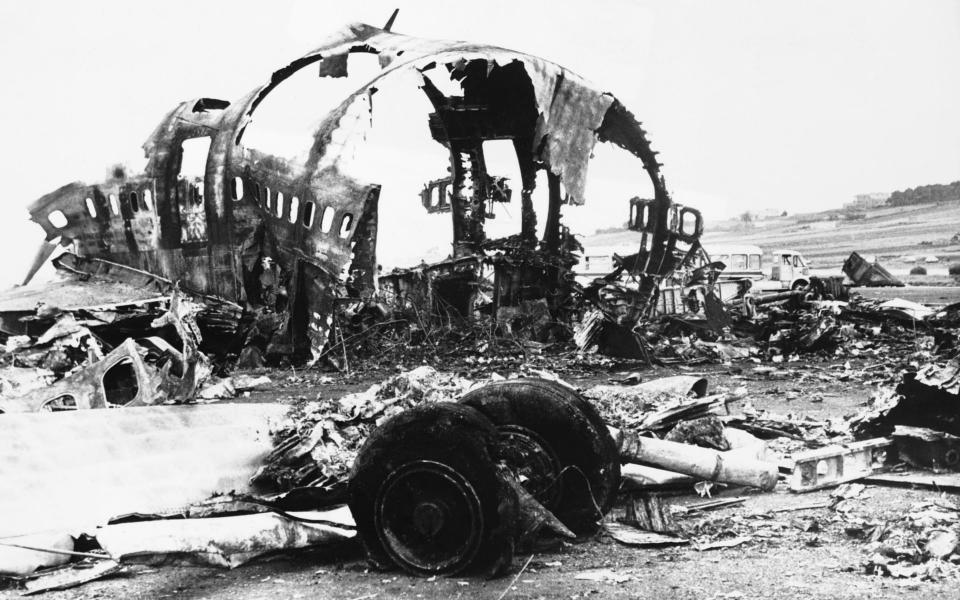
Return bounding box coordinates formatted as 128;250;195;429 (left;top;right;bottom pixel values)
705;245;810;291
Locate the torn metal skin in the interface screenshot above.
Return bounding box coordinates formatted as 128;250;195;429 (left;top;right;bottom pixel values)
0;338;161;413
0;288;209;413
22;22;691;364
843;251;905;287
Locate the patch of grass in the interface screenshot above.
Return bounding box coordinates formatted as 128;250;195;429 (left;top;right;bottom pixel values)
904;274;956;286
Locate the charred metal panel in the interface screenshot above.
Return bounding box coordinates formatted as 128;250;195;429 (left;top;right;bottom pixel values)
533;75;613;206
1;339;160;413
843;252;905;287
347;187;381;297
379;256;484;322
119;179;161;252
421;177;453;213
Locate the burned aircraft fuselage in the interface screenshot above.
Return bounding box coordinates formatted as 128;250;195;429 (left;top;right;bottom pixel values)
25;23;701;362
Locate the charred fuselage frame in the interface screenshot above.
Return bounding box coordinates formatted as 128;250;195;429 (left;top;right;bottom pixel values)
25;22;701;362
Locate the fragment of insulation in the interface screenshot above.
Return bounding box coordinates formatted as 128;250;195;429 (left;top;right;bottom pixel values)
0;403;287;538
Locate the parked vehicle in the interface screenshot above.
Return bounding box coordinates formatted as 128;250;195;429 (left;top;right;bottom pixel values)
706;245;810;291
766;249;812;290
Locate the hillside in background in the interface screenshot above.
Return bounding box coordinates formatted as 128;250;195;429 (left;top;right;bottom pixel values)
887;181;960;207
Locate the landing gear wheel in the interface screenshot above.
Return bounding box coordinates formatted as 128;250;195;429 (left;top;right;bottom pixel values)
348;403;517;576
459;379;620;534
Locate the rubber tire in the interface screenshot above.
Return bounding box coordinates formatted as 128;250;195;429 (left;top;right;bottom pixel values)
348;403;517;576
459;378;620;534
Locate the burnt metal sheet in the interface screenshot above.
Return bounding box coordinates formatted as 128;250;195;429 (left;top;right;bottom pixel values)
851;358;960;439
0;338;160;413
533;74;613;205
843;252;904;287
0;403;286;538
0;278;166;313
95;507;355;568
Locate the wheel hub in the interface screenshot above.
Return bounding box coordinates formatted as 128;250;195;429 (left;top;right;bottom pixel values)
411;501;446;537
374;460;484;575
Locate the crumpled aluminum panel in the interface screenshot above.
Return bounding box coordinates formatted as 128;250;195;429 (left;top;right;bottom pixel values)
96;507;355;568
0;278;165;313
0;403;286;538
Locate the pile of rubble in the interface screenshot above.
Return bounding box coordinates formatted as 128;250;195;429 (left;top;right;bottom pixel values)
3;355;960;593
621;291;960;371
831;484;960;580
0;286;268;414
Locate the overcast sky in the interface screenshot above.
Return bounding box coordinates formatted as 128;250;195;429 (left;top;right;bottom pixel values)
0;0;957;282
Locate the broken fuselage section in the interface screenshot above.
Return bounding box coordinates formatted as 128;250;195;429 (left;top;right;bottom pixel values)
23;23;701;364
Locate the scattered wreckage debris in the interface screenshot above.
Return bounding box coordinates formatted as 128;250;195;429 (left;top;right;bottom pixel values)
19;559;124;596
892;426;960;471
5;330;960;588
843;252;905;287
94;507;356;569
826;484;960;581
0;286;258;413
852;356;960;439
569;248;960;366
5;362;960;591
786;438;894;492
1;370;782;585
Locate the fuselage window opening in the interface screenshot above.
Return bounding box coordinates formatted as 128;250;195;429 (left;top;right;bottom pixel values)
289;196;300;223
320;206;335;233
339;213;354;238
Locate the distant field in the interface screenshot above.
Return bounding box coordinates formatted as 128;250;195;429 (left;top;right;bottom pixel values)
853;285;960;304
583;202;960;274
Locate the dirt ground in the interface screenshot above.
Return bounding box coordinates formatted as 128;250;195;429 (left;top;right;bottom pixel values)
851;285;960;304
2;359;957;599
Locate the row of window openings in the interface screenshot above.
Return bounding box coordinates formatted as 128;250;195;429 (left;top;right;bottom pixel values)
82;190;154;220
229;177;354;239
51;181;355;241
46;190;155;229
